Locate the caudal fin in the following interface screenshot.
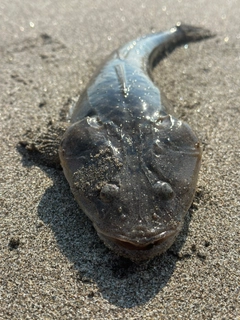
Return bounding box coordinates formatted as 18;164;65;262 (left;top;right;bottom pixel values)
176;23;215;42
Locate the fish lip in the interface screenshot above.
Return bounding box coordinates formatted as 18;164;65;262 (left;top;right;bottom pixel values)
94;226;178;251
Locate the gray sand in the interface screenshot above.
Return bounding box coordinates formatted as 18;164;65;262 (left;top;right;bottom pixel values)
0;0;239;319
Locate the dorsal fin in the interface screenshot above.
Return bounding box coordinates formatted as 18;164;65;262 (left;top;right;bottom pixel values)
114;64;128;98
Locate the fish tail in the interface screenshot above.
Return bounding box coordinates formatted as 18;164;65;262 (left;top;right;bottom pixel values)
176;23;215;42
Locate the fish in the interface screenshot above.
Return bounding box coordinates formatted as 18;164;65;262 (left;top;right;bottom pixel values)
59;24;213;261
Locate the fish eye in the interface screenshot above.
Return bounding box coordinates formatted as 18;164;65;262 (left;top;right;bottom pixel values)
153;181;174;200
100;183;119;202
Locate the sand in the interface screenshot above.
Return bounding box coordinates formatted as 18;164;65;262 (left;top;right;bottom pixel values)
0;0;239;319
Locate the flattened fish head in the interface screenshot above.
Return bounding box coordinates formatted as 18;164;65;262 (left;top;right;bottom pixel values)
59;115;202;261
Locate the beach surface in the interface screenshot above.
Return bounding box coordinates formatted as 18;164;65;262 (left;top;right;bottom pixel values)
0;0;239;319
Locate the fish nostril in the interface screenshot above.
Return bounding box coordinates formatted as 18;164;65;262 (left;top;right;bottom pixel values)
153;181;174;200
152;212;159;220
100;183;119;202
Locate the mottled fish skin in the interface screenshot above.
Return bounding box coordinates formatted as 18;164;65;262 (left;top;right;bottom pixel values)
59;24;212;261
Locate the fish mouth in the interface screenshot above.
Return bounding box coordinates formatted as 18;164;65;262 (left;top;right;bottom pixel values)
105;234;174;251
95;227;178;252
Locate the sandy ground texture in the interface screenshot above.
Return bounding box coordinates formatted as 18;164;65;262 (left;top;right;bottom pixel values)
1;0;239;319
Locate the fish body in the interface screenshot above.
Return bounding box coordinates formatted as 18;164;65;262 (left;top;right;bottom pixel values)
59;24;212;261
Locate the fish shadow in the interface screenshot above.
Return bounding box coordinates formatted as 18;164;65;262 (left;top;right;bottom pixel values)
18;146;193;308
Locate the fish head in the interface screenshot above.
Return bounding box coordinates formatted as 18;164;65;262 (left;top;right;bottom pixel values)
59;115;202;261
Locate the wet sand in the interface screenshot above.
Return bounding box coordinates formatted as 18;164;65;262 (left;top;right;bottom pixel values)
0;0;239;319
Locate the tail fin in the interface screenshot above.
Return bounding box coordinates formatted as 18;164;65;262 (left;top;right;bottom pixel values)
176;23;215;42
